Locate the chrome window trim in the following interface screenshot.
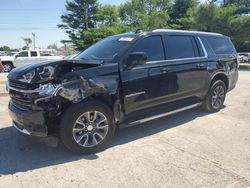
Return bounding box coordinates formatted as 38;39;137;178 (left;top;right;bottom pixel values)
198;37;208;58
131;36;209;70
144;36;208;65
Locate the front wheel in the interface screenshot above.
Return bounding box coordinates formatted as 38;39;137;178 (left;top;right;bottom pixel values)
60;100;116;154
202;80;226;113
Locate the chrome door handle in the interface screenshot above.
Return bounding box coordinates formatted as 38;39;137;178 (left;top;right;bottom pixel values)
196;63;205;68
160;67;171;72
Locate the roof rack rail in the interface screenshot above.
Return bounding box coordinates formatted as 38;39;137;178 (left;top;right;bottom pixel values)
152;29;222;36
135;29;143;34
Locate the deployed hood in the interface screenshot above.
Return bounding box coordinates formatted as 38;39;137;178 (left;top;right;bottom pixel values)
7;59;108;84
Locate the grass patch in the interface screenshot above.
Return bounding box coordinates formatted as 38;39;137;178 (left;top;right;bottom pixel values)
239;63;250;71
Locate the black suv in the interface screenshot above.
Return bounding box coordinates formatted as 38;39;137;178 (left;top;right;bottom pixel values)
7;29;239;154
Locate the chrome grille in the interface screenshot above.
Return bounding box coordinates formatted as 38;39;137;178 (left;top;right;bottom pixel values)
8;81;33;110
9;80;28;90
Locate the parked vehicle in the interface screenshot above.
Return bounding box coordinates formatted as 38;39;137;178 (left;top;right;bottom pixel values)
0;50;63;72
6;29;239;154
0;52;17;72
0;60;3;73
238;52;250;63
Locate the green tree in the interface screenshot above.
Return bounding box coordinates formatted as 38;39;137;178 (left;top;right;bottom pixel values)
96;5;119;26
119;0;170;29
58;0;99;43
22;37;32;49
0;46;11;51
181;3;250;51
77;24;130;50
168;0;198;29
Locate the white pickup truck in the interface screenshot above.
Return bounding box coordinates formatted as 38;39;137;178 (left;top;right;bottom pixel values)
0;50;63;72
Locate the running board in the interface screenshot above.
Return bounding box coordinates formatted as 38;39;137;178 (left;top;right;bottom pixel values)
120;103;202;128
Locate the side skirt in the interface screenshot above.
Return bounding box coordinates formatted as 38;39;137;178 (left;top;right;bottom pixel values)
119;102;202;128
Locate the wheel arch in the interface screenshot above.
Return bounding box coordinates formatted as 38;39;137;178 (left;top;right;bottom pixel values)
2;61;14;66
210;73;229;91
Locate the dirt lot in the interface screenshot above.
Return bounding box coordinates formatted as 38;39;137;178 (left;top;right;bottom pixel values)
0;71;250;188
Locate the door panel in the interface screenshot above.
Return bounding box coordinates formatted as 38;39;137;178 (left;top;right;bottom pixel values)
121;35;166;115
147;60;208;105
121;34;209;115
120;67;150;114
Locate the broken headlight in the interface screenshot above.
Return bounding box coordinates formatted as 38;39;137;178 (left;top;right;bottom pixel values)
38;83;59;96
37;65;55;81
18;70;36;83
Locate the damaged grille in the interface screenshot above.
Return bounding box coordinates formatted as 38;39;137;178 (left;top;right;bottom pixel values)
8;80;34;110
11;95;33;110
9;80;29;90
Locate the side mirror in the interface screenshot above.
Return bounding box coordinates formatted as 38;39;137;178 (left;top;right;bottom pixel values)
15;55;19;58
126;52;147;70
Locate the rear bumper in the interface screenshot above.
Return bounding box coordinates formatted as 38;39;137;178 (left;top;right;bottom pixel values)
9;100;48;137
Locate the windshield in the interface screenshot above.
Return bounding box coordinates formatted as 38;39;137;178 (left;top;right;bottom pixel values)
76;36;135;61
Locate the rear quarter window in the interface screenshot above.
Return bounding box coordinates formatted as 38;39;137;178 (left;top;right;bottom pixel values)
203;36;236;55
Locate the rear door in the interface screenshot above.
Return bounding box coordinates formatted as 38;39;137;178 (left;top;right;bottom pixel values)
161;34;209;101
142;34;209;105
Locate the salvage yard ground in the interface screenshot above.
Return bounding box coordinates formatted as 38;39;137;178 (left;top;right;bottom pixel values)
0;71;250;187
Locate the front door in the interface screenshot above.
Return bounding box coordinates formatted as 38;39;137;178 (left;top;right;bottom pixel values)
120;35;167;114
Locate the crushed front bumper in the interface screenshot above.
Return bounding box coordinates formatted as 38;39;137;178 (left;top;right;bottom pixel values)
9;100;48;137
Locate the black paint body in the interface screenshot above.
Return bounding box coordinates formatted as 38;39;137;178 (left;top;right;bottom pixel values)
7;31;239;137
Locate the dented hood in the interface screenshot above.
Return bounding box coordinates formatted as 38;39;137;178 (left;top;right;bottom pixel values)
7;59;109;83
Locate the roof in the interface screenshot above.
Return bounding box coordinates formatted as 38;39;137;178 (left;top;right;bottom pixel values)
152;29;223;36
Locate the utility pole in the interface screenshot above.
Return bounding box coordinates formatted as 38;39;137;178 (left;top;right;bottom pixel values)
32;33;36;49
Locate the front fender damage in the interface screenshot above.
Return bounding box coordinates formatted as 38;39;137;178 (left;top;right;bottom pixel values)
56;76;121;122
57;76;121;122
58;77;107;103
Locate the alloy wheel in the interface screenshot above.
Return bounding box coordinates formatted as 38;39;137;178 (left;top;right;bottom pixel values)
72;111;109;148
211;85;225;109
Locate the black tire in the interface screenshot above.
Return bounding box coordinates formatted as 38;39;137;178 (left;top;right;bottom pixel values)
3;62;13;72
60;100;116;154
202;80;226;113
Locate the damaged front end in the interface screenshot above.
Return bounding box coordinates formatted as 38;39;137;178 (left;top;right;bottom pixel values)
7;59;119;137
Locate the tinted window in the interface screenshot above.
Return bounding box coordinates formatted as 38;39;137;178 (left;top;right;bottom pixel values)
30;51;37;57
132;36;165;61
166;36;197;59
18;51;28;57
205;37;235;54
78;36;134;60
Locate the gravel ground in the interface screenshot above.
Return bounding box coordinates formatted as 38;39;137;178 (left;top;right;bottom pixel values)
0;71;249;188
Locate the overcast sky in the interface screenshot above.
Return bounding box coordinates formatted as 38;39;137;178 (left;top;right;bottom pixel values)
0;0;205;49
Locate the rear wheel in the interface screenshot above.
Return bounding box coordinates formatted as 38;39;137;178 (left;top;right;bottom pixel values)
3;62;13;72
202;80;226;113
60;100;116;154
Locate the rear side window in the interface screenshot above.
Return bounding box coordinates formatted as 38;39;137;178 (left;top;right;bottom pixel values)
204;37;236;54
30;51;37;57
166;35;198;59
132;36;165;61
